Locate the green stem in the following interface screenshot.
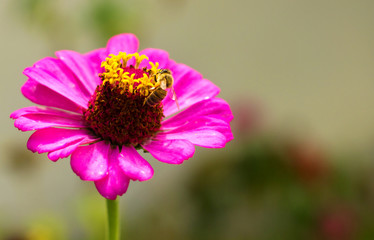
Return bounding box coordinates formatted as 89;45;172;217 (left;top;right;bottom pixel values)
106;198;120;240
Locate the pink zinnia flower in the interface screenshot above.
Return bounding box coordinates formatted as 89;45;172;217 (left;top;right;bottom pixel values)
10;33;233;200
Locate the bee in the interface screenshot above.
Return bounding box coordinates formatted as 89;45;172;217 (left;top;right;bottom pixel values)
144;69;179;108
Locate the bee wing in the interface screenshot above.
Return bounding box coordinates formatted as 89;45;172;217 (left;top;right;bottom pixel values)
160;80;167;90
170;86;180;110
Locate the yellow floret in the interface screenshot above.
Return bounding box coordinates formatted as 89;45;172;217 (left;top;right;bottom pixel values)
99;52;161;96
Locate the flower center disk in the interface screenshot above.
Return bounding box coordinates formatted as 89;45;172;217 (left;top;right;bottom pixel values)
84;52;164;146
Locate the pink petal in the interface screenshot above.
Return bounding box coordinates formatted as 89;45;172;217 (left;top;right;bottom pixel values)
117;146;153;181
12;106;86;131
84;48;107;77
106;33;139;55
163;78;220;117
14;115;86;132
10;106;81;119
138;48;170;69
162;63;220;116
169;61;203;84
21;79;84;113
33;57;92;100
162;98;233;127
27;128;98;155
55;50;100;94
94;173;130;200
71;141;109;181
47;139;87;162
23;67;88;108
157;128;227;148
94;146;130;200
142;139;195;164
207;120;233;142
164;116;233;143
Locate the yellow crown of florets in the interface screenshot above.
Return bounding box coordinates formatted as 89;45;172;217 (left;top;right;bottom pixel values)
99;52;161;96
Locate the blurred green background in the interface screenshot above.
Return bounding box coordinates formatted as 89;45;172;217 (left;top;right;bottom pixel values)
1;0;374;239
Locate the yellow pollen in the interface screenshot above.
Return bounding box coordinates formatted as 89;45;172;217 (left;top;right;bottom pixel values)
149;62;160;75
130;52;149;69
99;52;160;96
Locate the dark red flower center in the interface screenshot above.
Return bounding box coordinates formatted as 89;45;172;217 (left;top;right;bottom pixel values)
83;52;165;146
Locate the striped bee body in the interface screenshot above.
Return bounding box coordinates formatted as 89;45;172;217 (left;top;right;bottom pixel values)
143;69;179;109
144;87;167;106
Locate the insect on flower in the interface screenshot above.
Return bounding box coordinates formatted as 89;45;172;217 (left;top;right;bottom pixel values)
144;69;179;109
10;33;233;200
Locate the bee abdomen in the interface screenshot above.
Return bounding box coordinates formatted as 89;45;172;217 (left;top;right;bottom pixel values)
145;88;167;106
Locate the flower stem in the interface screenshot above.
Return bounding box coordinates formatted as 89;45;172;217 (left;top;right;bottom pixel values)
106;198;120;240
